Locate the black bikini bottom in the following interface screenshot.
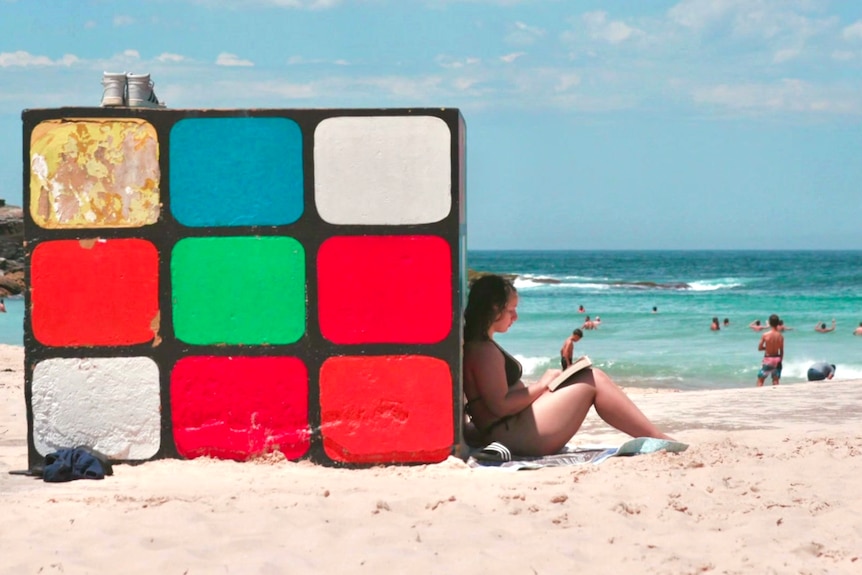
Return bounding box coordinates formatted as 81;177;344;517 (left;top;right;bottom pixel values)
482;415;514;435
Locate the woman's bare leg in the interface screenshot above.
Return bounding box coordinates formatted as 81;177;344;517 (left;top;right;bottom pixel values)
489;368;670;456
589;368;672;440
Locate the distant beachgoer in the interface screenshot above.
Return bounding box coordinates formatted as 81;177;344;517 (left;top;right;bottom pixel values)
814;319;836;333
723;318;730;327
0;299;5;313
807;362;836;381
854;322;862;336
594;315;602;326
578;305;585;314
710;317;720;331
652;306;658;313
756;314;783;387
582;316;596;330
749;319;769;332
776;319;793;332
559;328;584;369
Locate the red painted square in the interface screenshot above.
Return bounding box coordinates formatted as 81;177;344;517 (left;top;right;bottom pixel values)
171;356;310;461
317;235;452;344
30;239;159;346
320;355;454;464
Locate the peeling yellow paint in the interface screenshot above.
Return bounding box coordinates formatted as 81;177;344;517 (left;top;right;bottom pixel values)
29;118;161;229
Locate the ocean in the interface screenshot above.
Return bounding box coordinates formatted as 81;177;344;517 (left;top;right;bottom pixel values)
2;250;859;391
0;295;24;346
470;250;862;391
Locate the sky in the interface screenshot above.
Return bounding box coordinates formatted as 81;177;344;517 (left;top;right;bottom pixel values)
2;0;861;250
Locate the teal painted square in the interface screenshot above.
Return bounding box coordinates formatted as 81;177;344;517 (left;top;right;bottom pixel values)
172;236;306;345
170;117;304;227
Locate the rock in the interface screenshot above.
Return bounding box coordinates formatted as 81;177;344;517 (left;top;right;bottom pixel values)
467;269;518;284
0;271;24;296
0;204;24;296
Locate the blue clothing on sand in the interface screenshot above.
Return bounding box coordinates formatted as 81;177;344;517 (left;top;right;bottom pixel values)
42;447;112;482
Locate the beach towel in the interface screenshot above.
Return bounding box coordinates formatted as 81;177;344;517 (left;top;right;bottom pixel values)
467;437;688;470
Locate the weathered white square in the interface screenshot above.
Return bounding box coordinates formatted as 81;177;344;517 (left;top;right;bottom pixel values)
314;116;452;225
32;357;161;460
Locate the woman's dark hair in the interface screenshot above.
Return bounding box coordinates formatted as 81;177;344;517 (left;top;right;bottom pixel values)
464;274;516;341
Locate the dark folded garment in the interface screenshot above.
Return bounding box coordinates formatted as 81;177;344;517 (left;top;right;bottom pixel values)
42;446;113;482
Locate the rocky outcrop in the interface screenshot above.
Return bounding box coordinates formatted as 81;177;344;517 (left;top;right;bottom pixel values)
0;203;25;297
467;269;517;284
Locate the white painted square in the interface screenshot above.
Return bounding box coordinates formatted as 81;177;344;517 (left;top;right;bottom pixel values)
32;357;161;460
314;115;452;225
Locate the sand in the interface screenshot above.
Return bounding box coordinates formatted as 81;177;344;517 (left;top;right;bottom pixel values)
1;343;861;574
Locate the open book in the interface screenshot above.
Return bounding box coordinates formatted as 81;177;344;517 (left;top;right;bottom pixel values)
549;356;593;391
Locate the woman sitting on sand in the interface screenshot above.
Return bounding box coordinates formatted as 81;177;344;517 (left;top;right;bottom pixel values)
463;274;672;456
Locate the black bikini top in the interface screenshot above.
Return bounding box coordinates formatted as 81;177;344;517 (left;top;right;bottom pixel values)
464;341;523;418
493;341;522;388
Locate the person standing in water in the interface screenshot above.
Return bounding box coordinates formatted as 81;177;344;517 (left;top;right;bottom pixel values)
756;314;784;387
559;328;584;369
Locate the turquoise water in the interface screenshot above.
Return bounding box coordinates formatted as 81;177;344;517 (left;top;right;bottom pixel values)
470;250;862;390
4;250;860;390
0;295;23;346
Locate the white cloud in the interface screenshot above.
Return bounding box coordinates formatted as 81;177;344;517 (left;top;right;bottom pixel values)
582;11;642;44
668;0;836;42
247;0;342;9
287;55;351;66
452;76;483;91
773;48;799;63
158;53;186;63
216;74;447;104
843;21;862;41
555;73;581;92
221;79;317;99
668;0;741;30
691;78;860;114
113;15;135;26
362;75;445;99
436;55;481;69
507;21;545;45
0;51;79;67
831;50;857;61
500;52;525;63
216;52;254;66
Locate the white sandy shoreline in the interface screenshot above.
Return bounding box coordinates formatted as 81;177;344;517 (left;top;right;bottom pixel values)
2;344;862;574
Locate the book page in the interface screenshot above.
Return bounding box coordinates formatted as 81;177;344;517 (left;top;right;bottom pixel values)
549;356;592;391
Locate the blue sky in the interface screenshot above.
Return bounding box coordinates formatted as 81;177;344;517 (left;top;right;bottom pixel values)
2;0;861;249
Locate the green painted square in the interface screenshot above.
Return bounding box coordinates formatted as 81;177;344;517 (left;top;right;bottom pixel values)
172;237;306;345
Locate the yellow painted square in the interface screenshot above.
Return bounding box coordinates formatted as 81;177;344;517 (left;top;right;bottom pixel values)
29;118;160;228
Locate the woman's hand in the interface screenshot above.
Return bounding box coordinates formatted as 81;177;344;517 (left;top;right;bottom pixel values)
537;369;562;390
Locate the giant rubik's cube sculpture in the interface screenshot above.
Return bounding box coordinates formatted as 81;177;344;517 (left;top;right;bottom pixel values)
22;107;466;466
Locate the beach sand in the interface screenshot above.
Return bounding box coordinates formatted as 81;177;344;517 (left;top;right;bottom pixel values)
2;343;861;574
